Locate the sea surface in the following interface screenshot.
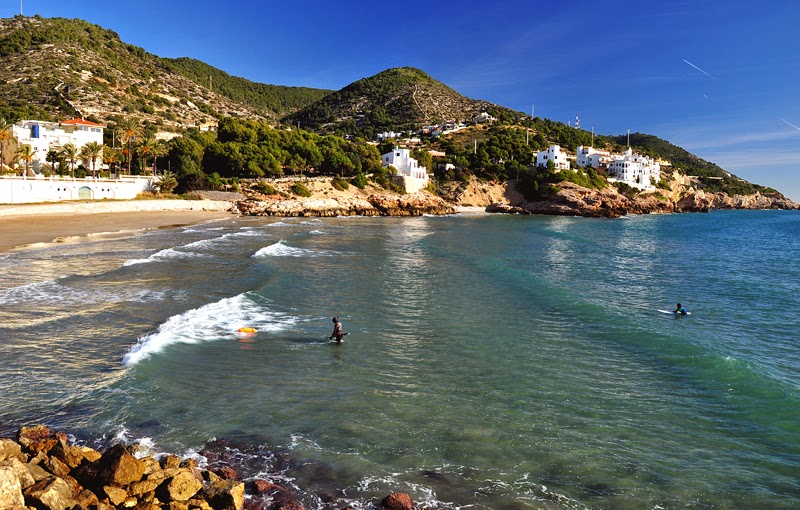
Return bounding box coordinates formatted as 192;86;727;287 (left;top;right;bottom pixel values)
1;210;798;509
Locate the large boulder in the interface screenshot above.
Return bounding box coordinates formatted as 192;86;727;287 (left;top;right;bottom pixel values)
157;470;203;502
0;466;25;509
367;192;455;216
202;479;245;510
16;425;52;447
381;492;413;510
0;457;35;489
96;443;145;486
0;439;23;462
17;425;58;456
23;476;77;510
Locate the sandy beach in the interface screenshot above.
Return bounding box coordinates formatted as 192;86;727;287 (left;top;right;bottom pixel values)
0;200;236;252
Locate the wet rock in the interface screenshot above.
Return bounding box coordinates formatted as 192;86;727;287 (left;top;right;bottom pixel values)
381;491;413;510
212;465;240;480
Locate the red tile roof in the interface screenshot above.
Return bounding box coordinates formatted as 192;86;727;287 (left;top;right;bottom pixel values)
61;118;105;127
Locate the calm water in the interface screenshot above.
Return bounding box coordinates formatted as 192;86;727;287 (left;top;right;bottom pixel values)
1;210;798;509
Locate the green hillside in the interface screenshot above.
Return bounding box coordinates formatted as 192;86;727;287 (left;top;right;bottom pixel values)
284;67;520;136
160;58;331;117
0;15;328;125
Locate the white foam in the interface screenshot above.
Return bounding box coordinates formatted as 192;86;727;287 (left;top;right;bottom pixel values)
0;279;174;306
308;230;328;235
122;294;297;366
123;247;205;266
252;240;321;258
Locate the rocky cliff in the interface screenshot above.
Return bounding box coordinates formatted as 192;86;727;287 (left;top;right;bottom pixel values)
454;178;799;218
236;192;455;217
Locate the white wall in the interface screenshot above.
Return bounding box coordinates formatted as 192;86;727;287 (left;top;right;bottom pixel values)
0;175;154;204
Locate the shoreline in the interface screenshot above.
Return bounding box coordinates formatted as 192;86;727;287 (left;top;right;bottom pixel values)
0;200;236;252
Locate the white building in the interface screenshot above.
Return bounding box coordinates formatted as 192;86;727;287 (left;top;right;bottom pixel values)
11;118;104;172
377;130;404;141
607;148;661;189
473;112;495;124
536;145;570;171
0;174;153;204
576;145;612;169
381;147;429;193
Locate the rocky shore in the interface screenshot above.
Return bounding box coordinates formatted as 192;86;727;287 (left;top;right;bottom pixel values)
232;176;798;220
0;425;416;510
236;192;455;217
497;185;799;218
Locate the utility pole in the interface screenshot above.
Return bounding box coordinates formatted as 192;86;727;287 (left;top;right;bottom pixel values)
20;0;23;15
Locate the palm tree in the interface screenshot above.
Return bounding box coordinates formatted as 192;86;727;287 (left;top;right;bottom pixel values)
61;143;78;178
155;170;178;194
0;118;17;166
15;144;33;176
46;149;61;176
150;139;168;176
103;145;121;177
115;118;139;174
79;141;103;177
137;136;156;175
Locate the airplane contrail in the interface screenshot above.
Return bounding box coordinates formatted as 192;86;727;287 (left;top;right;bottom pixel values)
778;117;800;132
682;59;715;79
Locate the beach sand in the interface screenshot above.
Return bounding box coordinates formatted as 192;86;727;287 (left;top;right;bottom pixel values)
0;200;236;252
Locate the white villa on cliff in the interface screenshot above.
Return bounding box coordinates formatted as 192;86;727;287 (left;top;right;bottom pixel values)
11;118;105;172
536;145;570;171
576;145;613;169
381;147;429;193
574;145;661;190
607;148;661;190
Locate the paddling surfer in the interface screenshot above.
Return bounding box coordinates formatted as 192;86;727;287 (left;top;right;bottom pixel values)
330;317;345;343
674;303;688;316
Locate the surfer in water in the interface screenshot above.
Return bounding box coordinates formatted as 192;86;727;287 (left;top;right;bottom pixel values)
330;317;345;343
674;303;688;316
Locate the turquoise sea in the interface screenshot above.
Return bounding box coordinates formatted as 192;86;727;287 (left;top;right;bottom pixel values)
1;210;798;509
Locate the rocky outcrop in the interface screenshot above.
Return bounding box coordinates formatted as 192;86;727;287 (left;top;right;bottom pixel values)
1;425;254;510
236;192;455;217
482;180;799;218
0;425;417;510
675;189;799;212
486;182;640;218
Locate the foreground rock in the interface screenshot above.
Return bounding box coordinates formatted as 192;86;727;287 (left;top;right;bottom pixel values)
0;426;415;510
236;191;455;217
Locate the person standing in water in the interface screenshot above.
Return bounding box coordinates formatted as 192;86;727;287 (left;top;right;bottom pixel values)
674;303;688;315
330;317;344;343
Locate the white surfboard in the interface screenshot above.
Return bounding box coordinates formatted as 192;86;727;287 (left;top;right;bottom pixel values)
657;309;691;316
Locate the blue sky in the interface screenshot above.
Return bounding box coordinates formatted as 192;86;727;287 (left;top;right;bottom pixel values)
5;0;800;200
